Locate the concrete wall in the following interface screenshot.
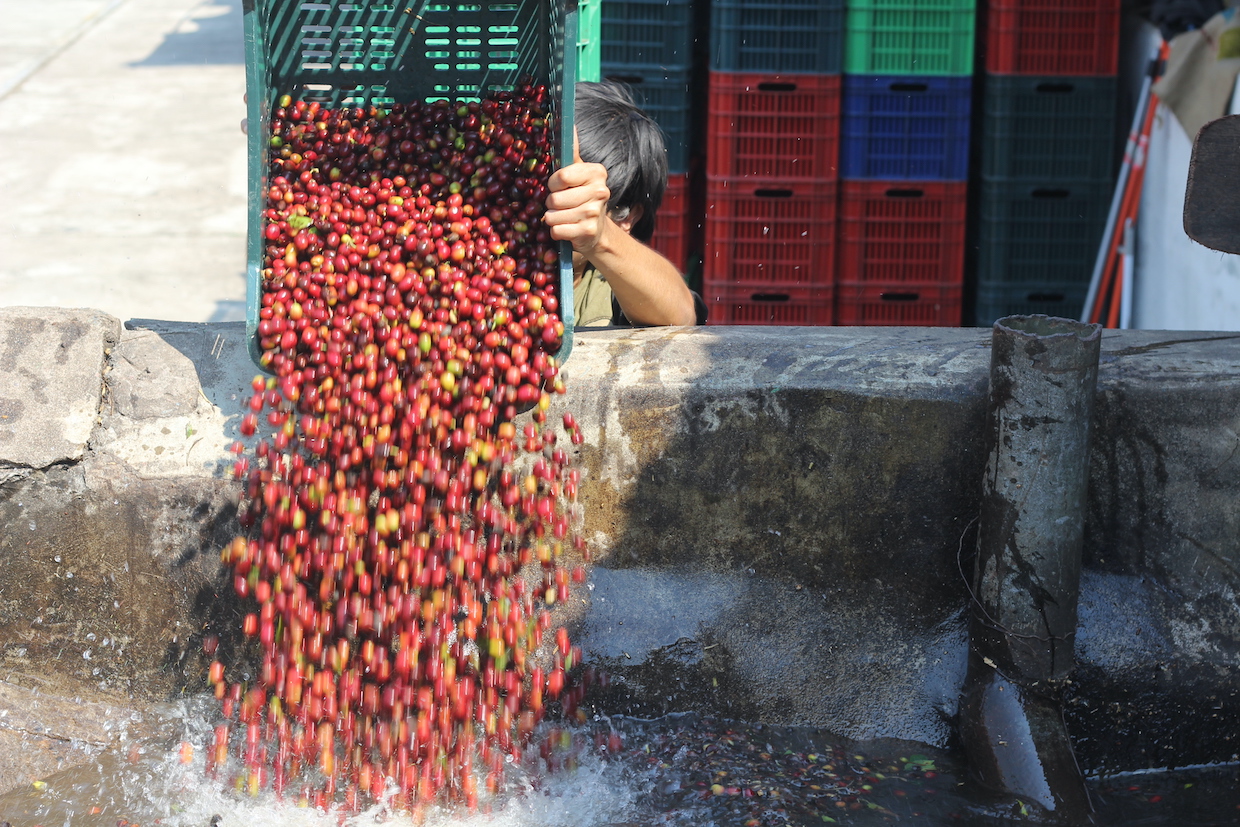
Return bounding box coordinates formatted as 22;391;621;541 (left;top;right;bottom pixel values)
1;307;1237;791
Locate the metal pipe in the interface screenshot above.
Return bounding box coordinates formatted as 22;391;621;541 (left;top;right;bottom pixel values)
960;315;1102;820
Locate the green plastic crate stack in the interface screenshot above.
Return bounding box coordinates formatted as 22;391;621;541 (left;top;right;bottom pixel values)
243;0;580;366
599;0;696;173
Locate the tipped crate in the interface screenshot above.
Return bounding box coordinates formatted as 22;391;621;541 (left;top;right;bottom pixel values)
973;281;1087;326
837;180;967;285
243;0;579;366
706;284;834;325
986;0;1121;76
707;72;841;182
703;179;837;289
579;0;602;81
601;0;694;70
840;75;972;180
844;0;977;76
710;0;846;74
835;282;962;326
976;178;1112;286
651;172;691;270
603;66;693;173
982;74;1118;181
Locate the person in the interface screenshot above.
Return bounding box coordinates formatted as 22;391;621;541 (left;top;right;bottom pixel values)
543;81;704;328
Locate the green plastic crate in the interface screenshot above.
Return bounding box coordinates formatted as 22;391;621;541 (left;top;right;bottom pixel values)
844;0;977;76
981;74;1118;181
976;178;1112;286
973;282;1086;327
242;0;580;368
578;0;601;81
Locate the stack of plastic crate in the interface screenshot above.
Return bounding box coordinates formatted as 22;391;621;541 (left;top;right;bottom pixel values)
701;0;845;325
597;0;696;270
973;0;1121;325
836;0;977;326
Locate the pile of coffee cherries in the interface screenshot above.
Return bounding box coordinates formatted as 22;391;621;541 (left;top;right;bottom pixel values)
208;82;589;814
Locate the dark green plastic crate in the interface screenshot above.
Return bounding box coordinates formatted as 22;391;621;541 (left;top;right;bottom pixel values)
973;281;1087;327
242;0;580;366
601;0;694;71
982;74;1118;181
976;178;1112;286
844;0;976;76
711;0;845;74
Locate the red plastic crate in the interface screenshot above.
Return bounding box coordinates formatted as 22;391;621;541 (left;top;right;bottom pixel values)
651;172;691;270
837;180;967;285
986;0;1120;76
707;72;841;182
705;284;834;325
835;282;962;326
703;178;837;288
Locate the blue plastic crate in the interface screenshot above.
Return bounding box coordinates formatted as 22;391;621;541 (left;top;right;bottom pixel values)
840;74;971;180
602;65;693;173
600;0;694;71
711;0;845;74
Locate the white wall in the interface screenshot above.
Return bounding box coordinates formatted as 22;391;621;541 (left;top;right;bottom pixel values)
1135;105;1240;331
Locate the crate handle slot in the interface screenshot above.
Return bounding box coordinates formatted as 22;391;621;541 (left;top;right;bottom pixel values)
1027;292;1066;302
750;293;791;302
888;82;928;93
757;82;797;92
879;292;921;302
1031;188;1071;199
1034;82;1075;94
884;188;924;199
753;188;793;198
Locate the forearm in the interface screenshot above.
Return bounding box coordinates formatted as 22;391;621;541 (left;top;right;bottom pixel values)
587;219;697;327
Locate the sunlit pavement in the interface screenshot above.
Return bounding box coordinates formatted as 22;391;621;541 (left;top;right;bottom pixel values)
0;0;249;324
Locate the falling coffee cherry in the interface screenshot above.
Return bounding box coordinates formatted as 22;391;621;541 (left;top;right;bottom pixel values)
212;82;590;813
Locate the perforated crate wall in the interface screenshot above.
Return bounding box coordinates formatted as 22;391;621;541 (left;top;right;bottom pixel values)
703;179;836;289
835;283;962;326
986;0;1120;76
243;0;579;365
973;281;1086;326
707;72;840;182
710;0;845;74
706;285;834;325
601;0;694;70
981;75;1118;181
651;172;692;270
837;180;967;285
976;179;1112;286
845;0;977;76
840;75;971;180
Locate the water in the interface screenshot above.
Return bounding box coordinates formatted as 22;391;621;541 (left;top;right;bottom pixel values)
1;700;1237;826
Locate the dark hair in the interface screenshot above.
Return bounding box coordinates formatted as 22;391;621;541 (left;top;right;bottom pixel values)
574;80;668;243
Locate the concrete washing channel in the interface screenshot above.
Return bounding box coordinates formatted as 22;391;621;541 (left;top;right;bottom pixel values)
0;306;1238;816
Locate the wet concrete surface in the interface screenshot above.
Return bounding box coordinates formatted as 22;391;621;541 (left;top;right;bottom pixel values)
0;315;1238;796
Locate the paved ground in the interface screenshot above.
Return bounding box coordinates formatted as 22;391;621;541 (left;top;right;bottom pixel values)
0;0;248;324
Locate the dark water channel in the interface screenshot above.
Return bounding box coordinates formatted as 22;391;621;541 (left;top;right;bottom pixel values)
1;702;1237;827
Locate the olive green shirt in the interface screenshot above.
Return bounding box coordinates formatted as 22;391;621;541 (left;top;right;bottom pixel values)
573;266;619;328
571;265;707;328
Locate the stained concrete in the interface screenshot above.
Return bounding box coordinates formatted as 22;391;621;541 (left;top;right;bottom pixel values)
0;311;1238;795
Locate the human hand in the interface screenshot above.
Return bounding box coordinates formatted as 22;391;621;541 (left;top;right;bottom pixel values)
543;160;614;257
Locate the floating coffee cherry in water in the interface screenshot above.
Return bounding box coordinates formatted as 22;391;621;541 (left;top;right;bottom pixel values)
210;82;588;814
